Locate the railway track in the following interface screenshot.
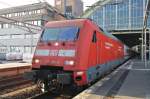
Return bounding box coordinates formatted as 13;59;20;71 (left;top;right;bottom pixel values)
0;75;78;99
0;85;40;99
0;75;22;81
1;85;75;99
0;74;33;95
25;81;77;99
29;92;73;99
0;75;38;99
28;88;76;99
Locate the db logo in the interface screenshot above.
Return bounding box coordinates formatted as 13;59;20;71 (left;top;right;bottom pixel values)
49;50;59;56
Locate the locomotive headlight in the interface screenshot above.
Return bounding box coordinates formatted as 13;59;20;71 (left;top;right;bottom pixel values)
54;42;59;46
76;71;84;76
35;59;40;63
65;60;74;65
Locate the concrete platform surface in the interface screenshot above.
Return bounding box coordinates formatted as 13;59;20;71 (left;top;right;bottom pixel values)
73;59;150;99
0;63;31;69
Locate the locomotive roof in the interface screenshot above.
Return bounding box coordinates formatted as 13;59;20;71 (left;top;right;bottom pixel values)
45;19;86;28
45;19;121;43
99;28;119;41
90;20;121;42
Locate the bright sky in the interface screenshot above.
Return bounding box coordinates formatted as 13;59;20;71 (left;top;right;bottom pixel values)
0;0;99;10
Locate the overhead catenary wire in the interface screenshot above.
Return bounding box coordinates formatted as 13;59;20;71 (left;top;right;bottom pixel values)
0;15;43;35
0;15;43;30
0;21;41;35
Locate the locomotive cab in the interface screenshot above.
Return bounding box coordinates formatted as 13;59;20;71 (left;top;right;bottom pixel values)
32;26;79;69
31;20;86;92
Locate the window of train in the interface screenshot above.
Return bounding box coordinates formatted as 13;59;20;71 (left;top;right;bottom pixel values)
41;26;79;41
92;31;97;43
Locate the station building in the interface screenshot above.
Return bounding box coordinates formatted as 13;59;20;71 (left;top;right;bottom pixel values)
0;2;66;55
55;0;83;17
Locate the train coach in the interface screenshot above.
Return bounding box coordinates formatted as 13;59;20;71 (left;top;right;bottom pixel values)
27;19;129;92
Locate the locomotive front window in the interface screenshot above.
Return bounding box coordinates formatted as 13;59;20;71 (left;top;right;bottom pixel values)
41;27;79;41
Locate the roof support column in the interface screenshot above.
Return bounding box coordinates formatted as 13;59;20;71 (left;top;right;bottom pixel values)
103;7;105;29
141;0;146;61
115;0;118;29
64;0;67;15
128;0;131;29
149;29;150;60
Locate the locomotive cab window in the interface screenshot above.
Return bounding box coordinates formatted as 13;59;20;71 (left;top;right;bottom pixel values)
41;26;80;41
92;31;97;43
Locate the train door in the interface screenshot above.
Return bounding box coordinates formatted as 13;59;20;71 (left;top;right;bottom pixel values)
95;31;99;65
88;31;98;66
87;30;98;81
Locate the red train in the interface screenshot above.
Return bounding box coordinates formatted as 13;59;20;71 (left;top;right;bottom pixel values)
29;19;129;92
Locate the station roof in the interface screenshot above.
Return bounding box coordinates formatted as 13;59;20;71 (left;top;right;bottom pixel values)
81;0;150;48
144;0;150;26
81;0;111;18
146;0;150;12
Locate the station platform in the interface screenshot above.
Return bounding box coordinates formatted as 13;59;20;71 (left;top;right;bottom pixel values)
0;63;31;77
74;59;150;99
0;63;31;69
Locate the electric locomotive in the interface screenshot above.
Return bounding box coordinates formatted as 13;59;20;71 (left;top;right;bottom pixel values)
29;19;129;92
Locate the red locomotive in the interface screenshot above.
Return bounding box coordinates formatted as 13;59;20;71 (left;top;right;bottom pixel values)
30;19;129;92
